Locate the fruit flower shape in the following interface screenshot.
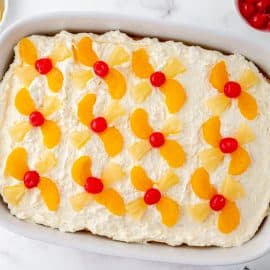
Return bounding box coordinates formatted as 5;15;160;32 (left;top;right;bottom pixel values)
189;167;245;233
208;61;259;120
129;108;185;168
9;88;61;149
71;36;129;98
70;93;125;157
3;147;60;211
199;116;255;175
126;166;180;227
131;48;186;113
15;38;71;92
69;156;125;216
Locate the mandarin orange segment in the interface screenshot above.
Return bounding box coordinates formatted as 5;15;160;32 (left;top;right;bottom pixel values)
46;67;63;92
18;38;37;65
156;170;179;192
95;188;125;216
129;141;151;160
15;88;36;115
160;79;186;113
130;166;153;191
73;37;98;66
102;163;125;187
190;168;216;200
99;127;123;157
130;108;153;139
3;183;27;206
14;66;37;87
188;203;211;222
132;49;154;78
70;70;93;90
159;140;185;168
217;201;240;233
209;61;229;92
163;57;186;78
35;152;57;174
104;68;126;99
238;91;258;120
207;94;231;115
238;69;259;90
221;176;245;201
234;124;255;145
156;196;179;227
70;130;91;149
9;121;32;142
202;116;222;147
41;120;61;149
5;147;29;180
229;147;251;175
78;93;96;126
199;148;224;171
107;46;130;66
70;192;93;211
126;198;147;220
38;177;60;211
71;156;91;186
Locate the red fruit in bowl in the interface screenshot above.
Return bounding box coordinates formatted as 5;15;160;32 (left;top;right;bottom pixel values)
245;0;258;3
249;13;268;28
256;0;270;13
240;2;255;18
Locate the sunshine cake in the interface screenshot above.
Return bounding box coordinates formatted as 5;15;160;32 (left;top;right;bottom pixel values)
0;30;270;247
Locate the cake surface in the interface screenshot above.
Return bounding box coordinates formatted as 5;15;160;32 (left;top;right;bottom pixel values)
0;30;270;247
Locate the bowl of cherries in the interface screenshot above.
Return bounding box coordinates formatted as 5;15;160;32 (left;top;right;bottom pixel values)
237;0;270;31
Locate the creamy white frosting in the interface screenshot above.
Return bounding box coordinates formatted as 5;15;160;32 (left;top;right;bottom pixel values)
0;31;270;247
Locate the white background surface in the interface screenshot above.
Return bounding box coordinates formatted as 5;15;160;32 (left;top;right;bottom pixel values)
0;0;270;269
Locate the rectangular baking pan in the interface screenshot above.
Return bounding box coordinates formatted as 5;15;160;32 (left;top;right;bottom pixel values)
0;12;269;266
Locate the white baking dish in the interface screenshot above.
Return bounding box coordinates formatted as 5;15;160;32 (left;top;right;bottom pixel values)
0;12;269;266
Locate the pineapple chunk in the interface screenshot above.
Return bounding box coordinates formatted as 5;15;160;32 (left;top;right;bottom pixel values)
161;116;182;135
9;121;32;142
238;69;259;90
40;95;61;117
126;198;147;220
221;176;245;201
70;192;92;211
199;148;224;171
104;101;126;123
188;203;211;222
3;184;26;205
156;170;179;192
35;152;57;174
207;94;231;115
107;46;130;66
163;57;186;78
102;163;125;187
129;141;151;160
234;123;255;145
70;70;93;90
14;66;37;87
50;43;72;63
131;81;152;103
70;130;91;149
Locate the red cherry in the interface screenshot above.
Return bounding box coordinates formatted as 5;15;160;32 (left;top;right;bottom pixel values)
245;0;258;3
150;71;166;87
84;177;104;194
29;111;45;127
223;81;242;98
144;188;161;205
93;61;109;77
149;132;165;148
90;117;107;133
23;170;40;189
249;13;268;29
256;0;270;13
219;137;238;154
267;19;270;30
240;2;255;18
35;58;53;75
210;194;226;211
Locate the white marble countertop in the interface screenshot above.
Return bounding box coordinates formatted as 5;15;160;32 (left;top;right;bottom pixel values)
0;0;270;269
